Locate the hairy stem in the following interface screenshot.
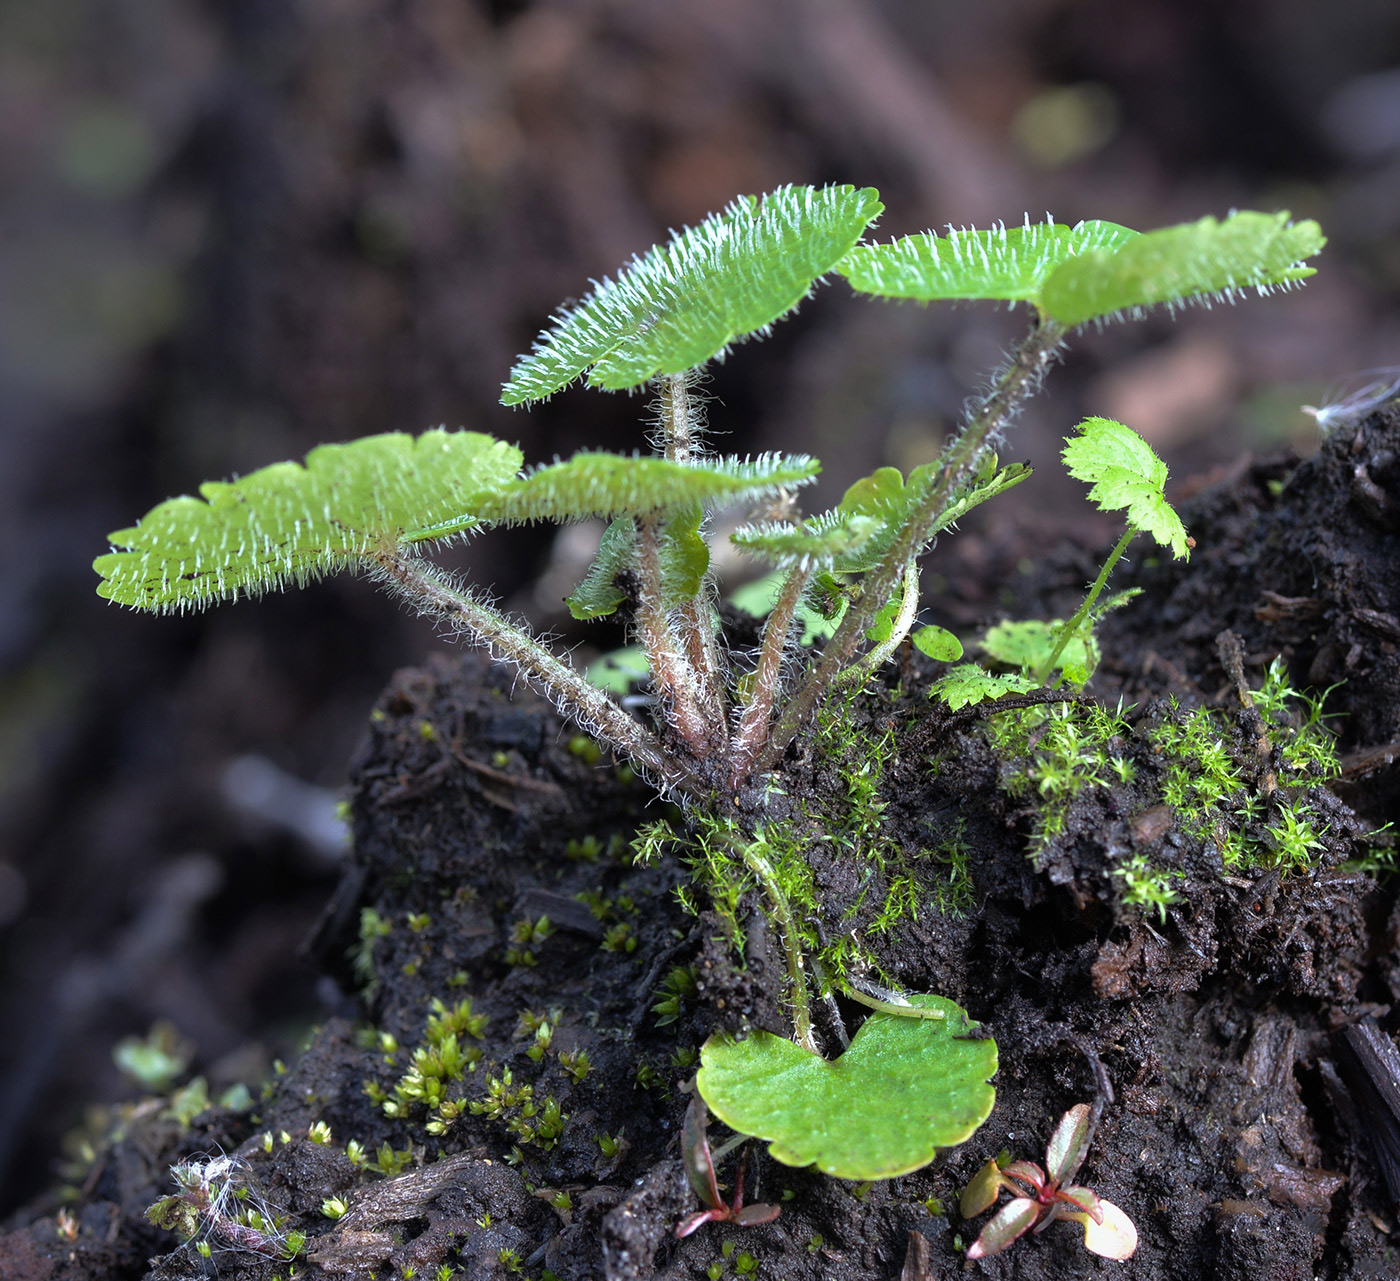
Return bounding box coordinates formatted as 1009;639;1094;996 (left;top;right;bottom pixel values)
733;831;815;1052
1035;525;1136;684
729;564;812;786
657;372;728;733
755;316;1065;774
836;556;919;690
634;517;715;754
370;549;689;793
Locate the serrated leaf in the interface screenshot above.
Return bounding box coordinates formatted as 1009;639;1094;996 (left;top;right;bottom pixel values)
1062;417;1188;558
1040;210;1324;327
729;512;882;571
912;625;963;662
980;619;1097;677
94;430;524;613
473;452;817;525
839;217;1136;302
931;664;1037;711
696;994;996;1180
502;184;883;403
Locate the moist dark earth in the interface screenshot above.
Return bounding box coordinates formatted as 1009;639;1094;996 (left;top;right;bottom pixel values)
5;410;1400;1280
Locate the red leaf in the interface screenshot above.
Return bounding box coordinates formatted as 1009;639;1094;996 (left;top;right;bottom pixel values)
966;1198;1041;1259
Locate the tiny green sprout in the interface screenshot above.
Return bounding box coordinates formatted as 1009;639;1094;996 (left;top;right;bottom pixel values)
675;1095;781;1238
113;1020;192;1092
436;1266;458;1281
344;1139;367;1167
601;922;637;954
1112;853;1184;923
262;1131;274;1154
475;1212;492;1228
735;1252;760;1275
321;1196;348;1219
559;1048;591;1084
706;1265;723;1281
568;736;603;766
807;1233;824;1252
497;1246;523;1273
307;1120;332;1144
962;1103;1137;1260
407;912;431;933
597;1131;624;1157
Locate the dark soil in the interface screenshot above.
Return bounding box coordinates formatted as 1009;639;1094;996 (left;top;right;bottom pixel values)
6;406;1400;1281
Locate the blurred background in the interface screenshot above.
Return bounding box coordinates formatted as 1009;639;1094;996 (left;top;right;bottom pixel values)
5;0;1400;1213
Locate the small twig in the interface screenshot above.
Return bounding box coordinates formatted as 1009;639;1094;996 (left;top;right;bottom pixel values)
449;748;563;795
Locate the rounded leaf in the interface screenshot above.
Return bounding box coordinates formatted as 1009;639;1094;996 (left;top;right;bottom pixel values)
696;995;996;1180
912;625;963;662
1063;1198;1138;1260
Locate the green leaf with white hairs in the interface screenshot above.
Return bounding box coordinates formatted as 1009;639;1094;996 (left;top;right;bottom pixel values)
1040;210;1324;327
1062;417;1188;557
94;430;524;613
565;508;710;620
932;665;1037;711
473;452;818;526
729;512;883;571
839;218;1136;303
501;184;883;404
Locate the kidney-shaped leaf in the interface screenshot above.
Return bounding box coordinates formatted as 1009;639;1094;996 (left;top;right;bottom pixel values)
696;995;996;1180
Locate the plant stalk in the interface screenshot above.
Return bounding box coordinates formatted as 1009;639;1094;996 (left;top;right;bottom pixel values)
733;831;816;1053
370;549;690;794
729;564;812;786
756;316;1066;773
1034;525;1137;684
835;557;919;690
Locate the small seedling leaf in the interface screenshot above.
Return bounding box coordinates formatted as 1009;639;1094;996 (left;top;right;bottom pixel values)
959;1158;1004;1219
696;994;996;1180
1063;1198;1138;1260
1040;209;1324;327
931;664;1037;711
1057;1185;1104;1222
565;518;633;620
1062;417;1188;558
568;508;710;620
681;1095;722;1208
839;219;1136;302
95;431;524;612
502;184;883;403
1045;1102;1094;1185
965;1197;1041;1259
980;619;1096;677
473;453;818;525
912;625;963;662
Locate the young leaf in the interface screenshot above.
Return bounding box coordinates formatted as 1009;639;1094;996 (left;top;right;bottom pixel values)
981;619;1097;678
1063;1199;1138;1260
696;994;996;1180
501;184;883;403
729;512;882;571
965;1197;1041;1259
1061;417;1188;558
912;624;963;662
931;665;1036;711
586;646;649;695
959;1158;1005;1219
565;509;709;620
838;217;1136;303
94;430;524;613
1045;1102;1094;1185
1040;210;1324;327
473;452;818;525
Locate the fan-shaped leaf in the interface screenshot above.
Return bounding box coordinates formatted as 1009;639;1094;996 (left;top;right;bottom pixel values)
697;994;995;1180
1040;210;1324;327
473;452;818;525
94;430;524;612
502;184;883;403
1062;417;1188;558
839;217;1135;303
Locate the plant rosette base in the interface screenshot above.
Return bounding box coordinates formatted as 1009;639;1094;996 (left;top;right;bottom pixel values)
696;994;996;1180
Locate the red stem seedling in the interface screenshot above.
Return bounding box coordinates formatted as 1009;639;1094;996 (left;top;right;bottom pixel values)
676;1095;781;1238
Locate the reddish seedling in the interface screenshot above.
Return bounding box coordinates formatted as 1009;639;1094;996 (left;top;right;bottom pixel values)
960;1103;1137;1260
676;1095;780;1238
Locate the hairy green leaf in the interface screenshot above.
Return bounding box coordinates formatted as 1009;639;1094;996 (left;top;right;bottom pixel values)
932;664;1037;711
1062;417;1188;557
473;452;817;525
730;512;882;571
839;217;1135;302
565;509;710;620
697;994;996;1179
94;430;524;612
501;184;883;403
1040;210;1324;327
